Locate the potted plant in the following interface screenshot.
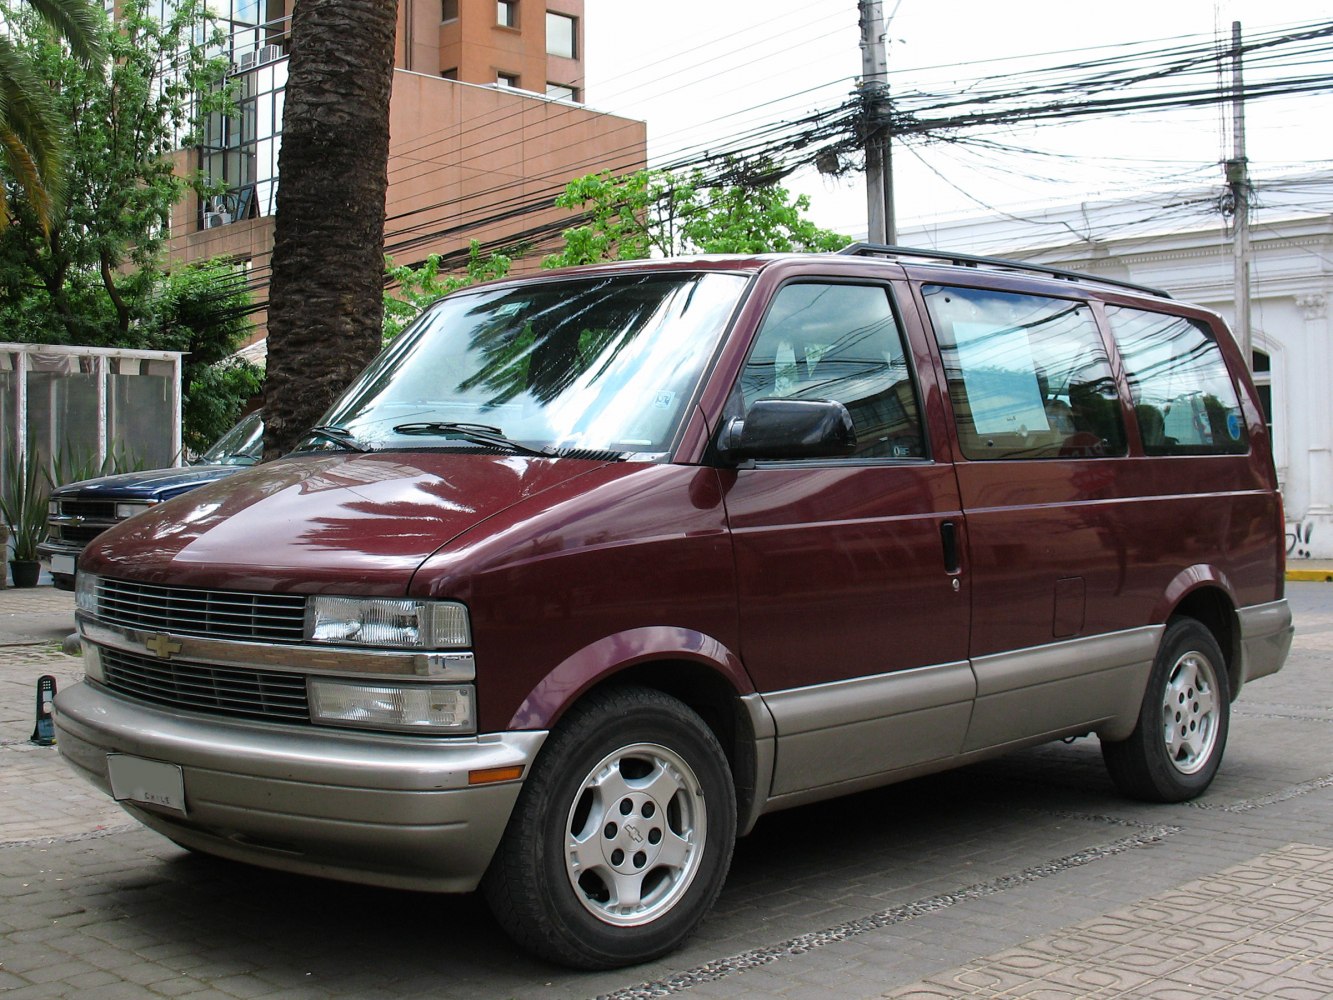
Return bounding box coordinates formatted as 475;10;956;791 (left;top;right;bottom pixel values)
0;442;49;587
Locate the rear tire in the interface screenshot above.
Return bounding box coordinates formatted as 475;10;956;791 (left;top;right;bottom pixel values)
483;686;736;969
1102;617;1230;802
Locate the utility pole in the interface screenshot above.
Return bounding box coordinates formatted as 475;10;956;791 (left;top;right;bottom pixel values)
1226;20;1253;370
859;0;893;243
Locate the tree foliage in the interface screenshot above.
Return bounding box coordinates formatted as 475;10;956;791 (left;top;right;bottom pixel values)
0;0;259;453
145;260;263;454
0;0;105;232
383;240;512;341
542;167;848;268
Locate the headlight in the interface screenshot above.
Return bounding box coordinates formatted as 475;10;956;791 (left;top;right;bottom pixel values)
47;500;59;516
76;572;99;614
114;501;154;520
308;596;470;649
308;679;475;733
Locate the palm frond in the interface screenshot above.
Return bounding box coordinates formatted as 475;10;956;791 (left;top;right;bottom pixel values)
0;127;54;228
0;35;65;225
21;0;107;68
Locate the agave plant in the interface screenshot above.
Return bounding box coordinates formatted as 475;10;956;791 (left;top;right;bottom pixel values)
0;441;50;562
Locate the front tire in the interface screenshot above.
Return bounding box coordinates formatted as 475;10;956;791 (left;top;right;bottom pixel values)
483;686;736;969
1102;617;1230;802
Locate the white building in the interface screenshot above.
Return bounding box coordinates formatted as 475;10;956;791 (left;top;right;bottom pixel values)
901;173;1333;560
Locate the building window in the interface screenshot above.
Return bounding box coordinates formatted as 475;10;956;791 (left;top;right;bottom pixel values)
497;1;517;27
545;82;577;102
546;12;576;58
497;72;519;88
441;0;458;20
441;67;458;80
1253;349;1273;444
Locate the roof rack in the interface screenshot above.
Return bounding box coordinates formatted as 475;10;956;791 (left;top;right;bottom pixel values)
837;242;1173;299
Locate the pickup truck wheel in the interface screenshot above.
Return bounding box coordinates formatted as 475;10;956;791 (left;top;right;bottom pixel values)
483;686;736;969
1102;617;1230;802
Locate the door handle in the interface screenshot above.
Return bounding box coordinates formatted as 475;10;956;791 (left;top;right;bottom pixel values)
940;520;960;575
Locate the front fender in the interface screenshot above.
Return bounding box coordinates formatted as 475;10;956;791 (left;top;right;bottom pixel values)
507;626;753;730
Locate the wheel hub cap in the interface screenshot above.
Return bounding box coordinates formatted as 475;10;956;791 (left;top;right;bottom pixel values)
564;742;706;927
1160;650;1220;775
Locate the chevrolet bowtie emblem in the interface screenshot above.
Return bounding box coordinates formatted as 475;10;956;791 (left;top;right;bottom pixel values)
144;633;183;659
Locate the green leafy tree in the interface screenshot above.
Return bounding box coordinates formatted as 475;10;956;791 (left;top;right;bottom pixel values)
543;167;848;268
145;260;263;454
383;240;513;341
0;0;256;452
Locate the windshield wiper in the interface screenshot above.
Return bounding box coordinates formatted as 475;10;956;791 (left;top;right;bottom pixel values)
306;425;369;453
392;421;554;457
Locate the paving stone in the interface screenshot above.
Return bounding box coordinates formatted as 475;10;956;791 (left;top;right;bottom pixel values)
3;585;1333;998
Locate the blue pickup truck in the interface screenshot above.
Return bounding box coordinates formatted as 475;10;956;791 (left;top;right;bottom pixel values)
38;411;263;590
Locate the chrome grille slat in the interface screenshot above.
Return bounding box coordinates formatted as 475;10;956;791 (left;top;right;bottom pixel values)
101;648;310;722
93;578;306;642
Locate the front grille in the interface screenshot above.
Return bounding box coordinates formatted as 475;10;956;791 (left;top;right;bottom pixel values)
57;525;107;545
94;578;307;643
58;499;116;519
101;647;309;723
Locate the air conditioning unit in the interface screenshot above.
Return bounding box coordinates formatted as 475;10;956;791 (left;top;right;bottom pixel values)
203;211;232;229
236;50;259;71
257;44;283;64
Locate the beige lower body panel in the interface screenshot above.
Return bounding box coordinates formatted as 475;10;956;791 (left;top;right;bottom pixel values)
756;627;1164;815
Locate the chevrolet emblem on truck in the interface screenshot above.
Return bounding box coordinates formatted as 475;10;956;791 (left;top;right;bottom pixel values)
144;634;182;660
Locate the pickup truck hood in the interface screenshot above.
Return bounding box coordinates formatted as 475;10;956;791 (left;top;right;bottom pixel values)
80;451;609;594
55;464;244;501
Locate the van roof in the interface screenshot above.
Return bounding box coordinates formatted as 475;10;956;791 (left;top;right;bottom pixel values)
837;242;1173;299
510;244;1175;302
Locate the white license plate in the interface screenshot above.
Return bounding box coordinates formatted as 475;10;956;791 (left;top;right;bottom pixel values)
107;754;187;815
49;554;76;576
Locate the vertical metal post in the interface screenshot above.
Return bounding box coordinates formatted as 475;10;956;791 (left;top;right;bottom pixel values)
1227;20;1252;370
171;353;183;466
96;353;107;468
859;0;891;243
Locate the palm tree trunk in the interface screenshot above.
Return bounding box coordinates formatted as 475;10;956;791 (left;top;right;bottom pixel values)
263;0;398;459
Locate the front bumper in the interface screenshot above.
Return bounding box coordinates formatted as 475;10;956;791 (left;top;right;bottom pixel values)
54;681;546;892
36;540;81;582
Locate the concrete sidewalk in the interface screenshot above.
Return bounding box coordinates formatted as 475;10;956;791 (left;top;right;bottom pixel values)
0;585;131;846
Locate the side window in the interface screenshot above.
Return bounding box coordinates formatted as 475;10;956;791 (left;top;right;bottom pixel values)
1105;306;1248;455
739;282;924;459
923;285;1126;460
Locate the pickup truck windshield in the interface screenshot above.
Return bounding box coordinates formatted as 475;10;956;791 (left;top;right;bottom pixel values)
320;271;747;456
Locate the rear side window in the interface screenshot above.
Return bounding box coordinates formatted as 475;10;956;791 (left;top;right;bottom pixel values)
739;282;924;459
1105;306;1248;456
923;285;1126;460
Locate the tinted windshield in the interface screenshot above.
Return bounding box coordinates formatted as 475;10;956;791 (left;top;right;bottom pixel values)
199;410;263;465
319;271;747;456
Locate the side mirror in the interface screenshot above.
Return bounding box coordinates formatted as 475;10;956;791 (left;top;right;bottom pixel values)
718;398;857;462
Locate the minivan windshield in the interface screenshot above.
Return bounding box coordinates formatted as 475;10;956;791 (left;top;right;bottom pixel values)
318;271;748;457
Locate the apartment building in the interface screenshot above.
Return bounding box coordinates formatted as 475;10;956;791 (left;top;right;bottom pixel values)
166;0;648;353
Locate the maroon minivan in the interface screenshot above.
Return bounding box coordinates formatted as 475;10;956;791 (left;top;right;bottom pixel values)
55;245;1293;969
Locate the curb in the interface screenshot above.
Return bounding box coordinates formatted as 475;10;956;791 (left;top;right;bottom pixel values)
1288;567;1333;582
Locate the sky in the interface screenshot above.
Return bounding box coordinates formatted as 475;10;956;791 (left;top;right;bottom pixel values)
581;1;1333;240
